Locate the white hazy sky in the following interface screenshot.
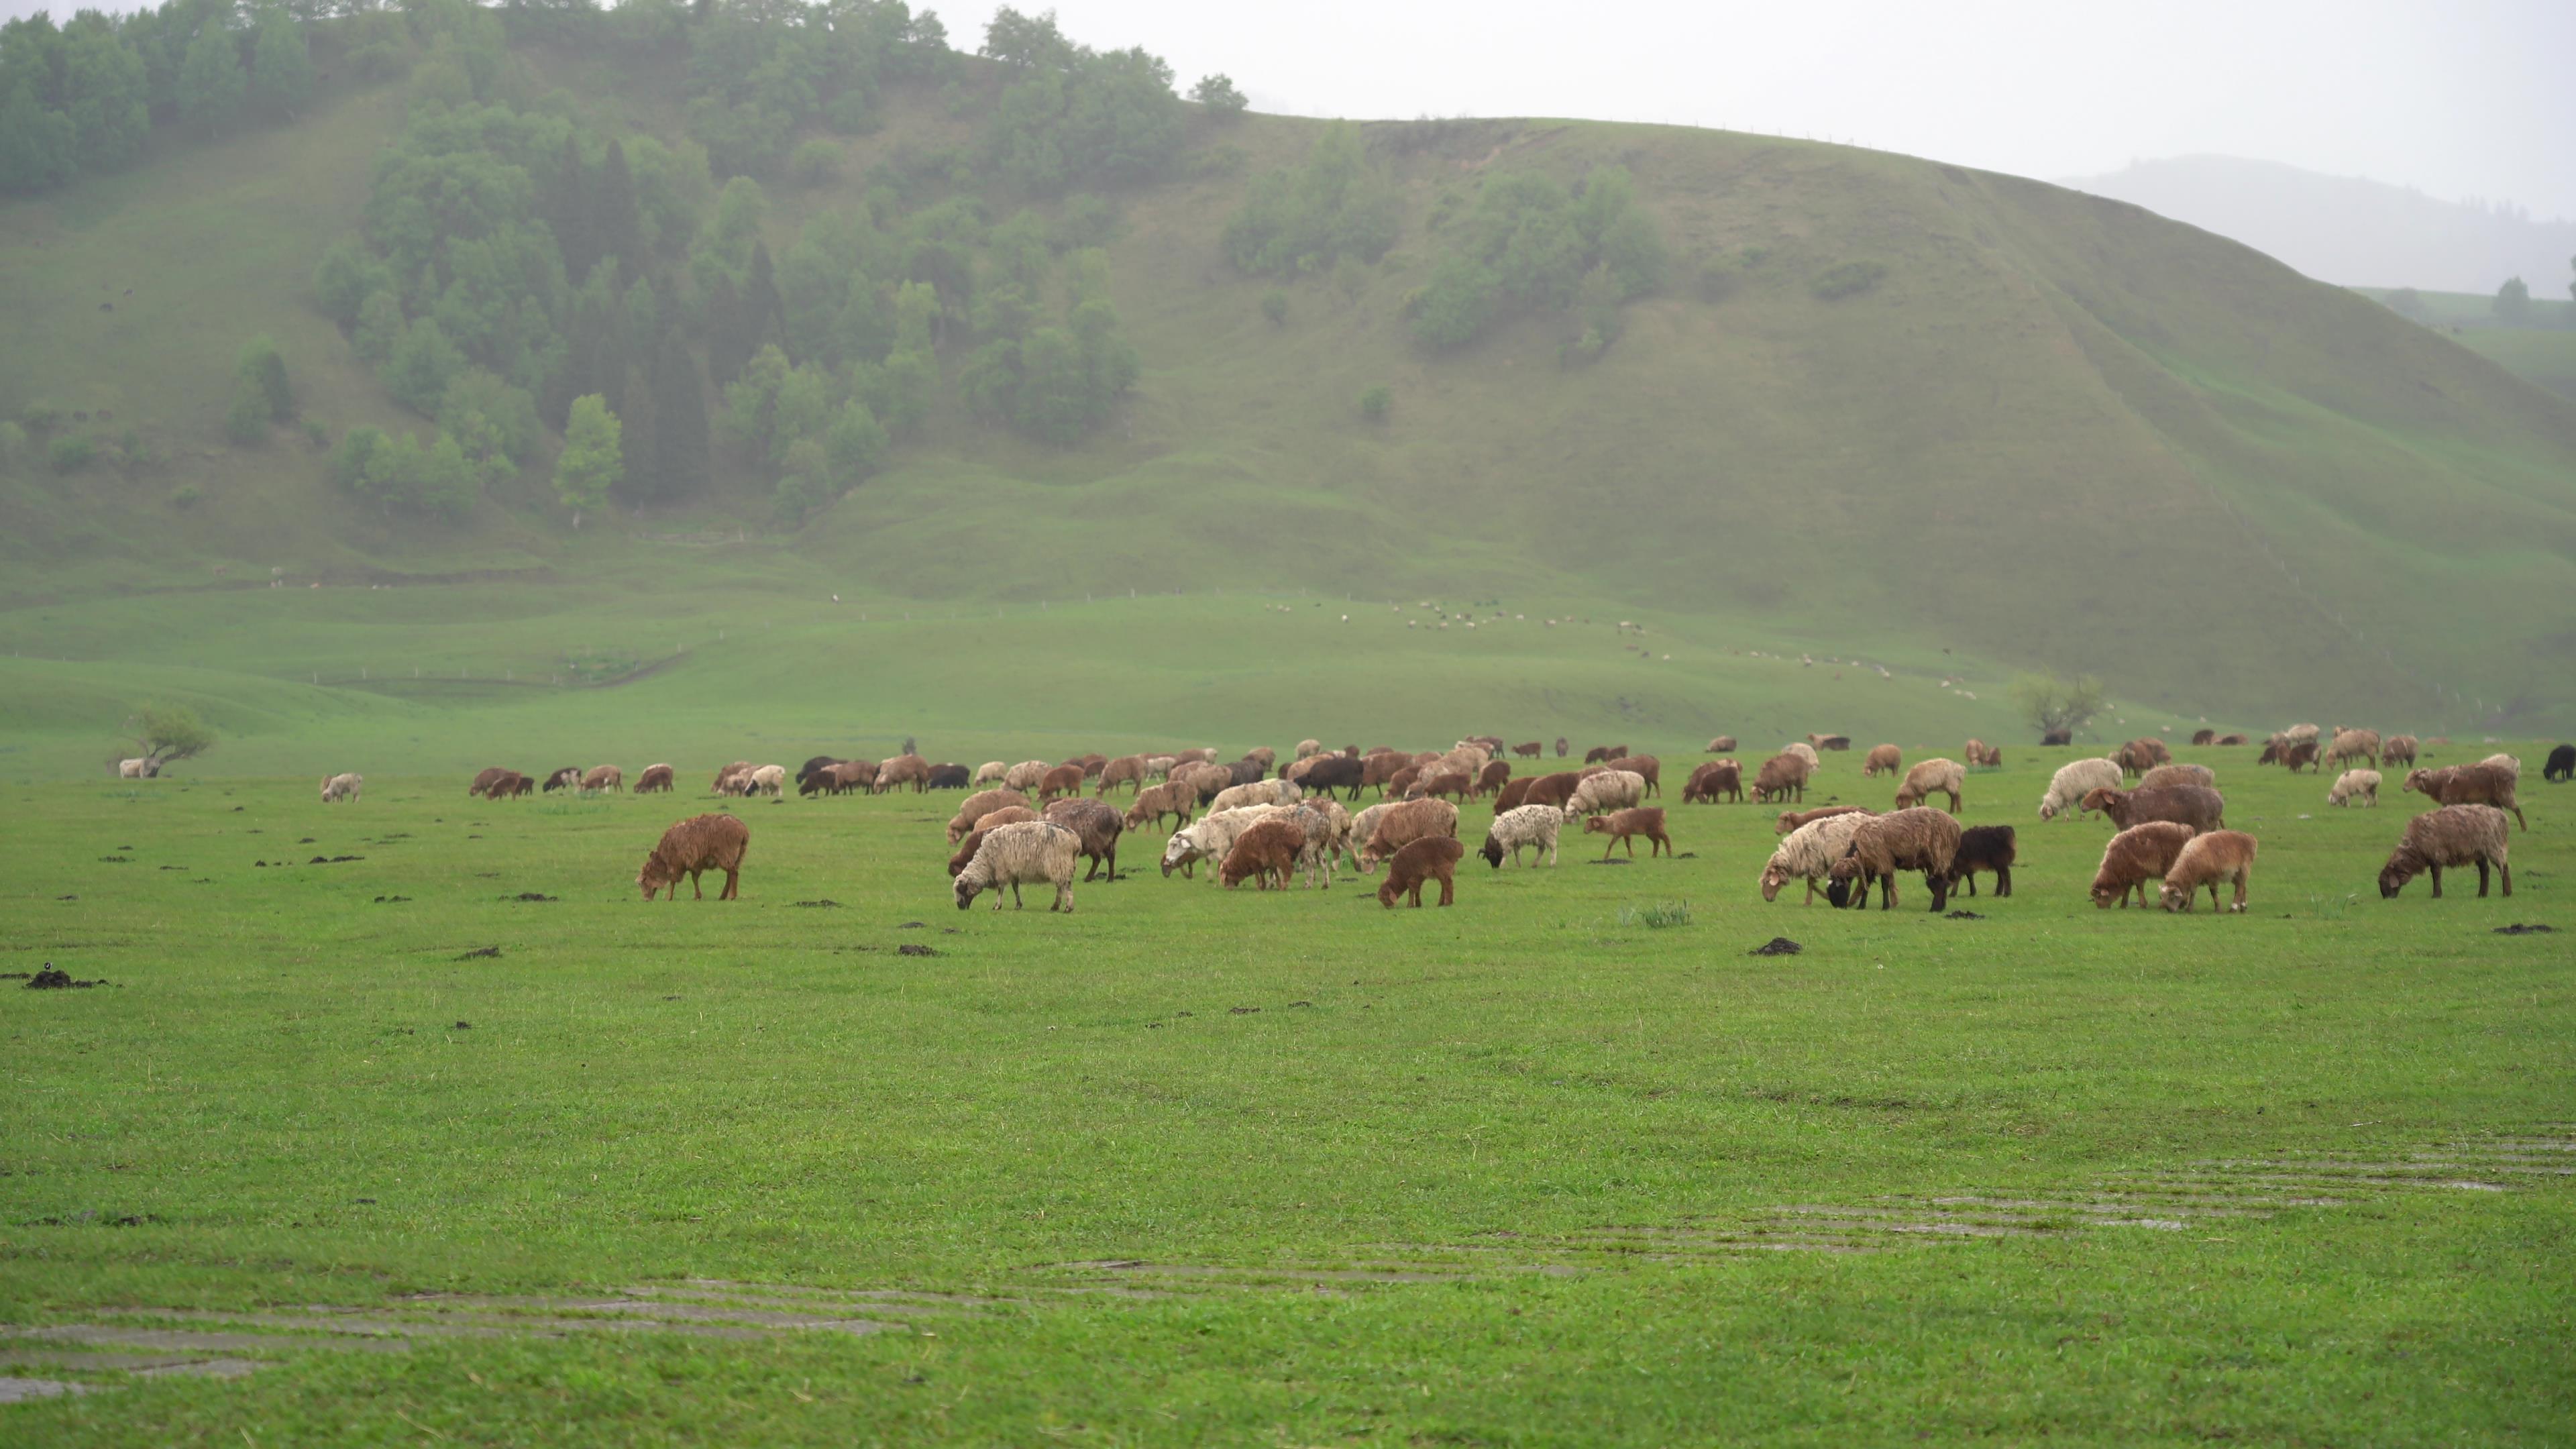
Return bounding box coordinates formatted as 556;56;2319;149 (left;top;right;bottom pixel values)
10;0;2569;217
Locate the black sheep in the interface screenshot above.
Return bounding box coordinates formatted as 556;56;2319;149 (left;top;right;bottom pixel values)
1225;758;1266;787
1298;755;1366;800
924;763;972;790
1947;824;2017;897
2546;744;2575;784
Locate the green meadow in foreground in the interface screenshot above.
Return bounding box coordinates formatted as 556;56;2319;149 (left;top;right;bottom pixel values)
3;738;2569;1443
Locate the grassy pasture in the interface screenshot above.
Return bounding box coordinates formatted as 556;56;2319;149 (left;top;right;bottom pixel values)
3;737;2569;1442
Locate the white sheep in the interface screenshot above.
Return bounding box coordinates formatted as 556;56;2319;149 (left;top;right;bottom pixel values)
320;772;363;803
1162;804;1301;880
2328;768;2381;808
954;821;1081;912
117;757;154;779
973;761;1010;787
749;764;788;798
1564;769;1646;817
1780;742;1821;769
1760;811;1874;904
1481;804;1565;867
2038;757;2125;820
1210;779;1301;814
1004;760;1051;792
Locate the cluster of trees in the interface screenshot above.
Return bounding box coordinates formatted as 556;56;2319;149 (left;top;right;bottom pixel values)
1407;166;1669;355
977;6;1187;195
675;0;949;178
1222;122;1401;278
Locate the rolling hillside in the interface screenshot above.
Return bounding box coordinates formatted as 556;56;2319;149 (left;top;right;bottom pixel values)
3;11;2573;761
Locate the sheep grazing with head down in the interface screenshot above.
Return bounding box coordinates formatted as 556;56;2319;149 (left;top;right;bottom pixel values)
1521;771;1587;810
1760;811;1874;904
1947;824;2016;897
1513;741;1544;758
1826;808;1962;911
491;771;535;798
543;766;582;793
947;789;1034;845
2041;728;2073;747
1035;764;1086;802
828;759;877;794
1585;807;1672;859
1752;753;1811;804
1410;770;1474;803
2548;745;2576;783
2115;738;2171;777
1966;740;2004;768
1477;759;1514;798
2215;733;2249;746
1683;760;1743;804
1566;769;1646;818
1219;817;1307;890
747;765;788;798
321;773;363;804
471;767;514;798
1003;760;1050;792
2381;736;2419;769
2090;821;2198;908
1777;804;1869;835
1892;759;1965;814
2158;830;2258;913
635;763;675;794
1809;734;1851;751
947;808;1043;876
2324;729;2381;771
637;814;750;901
1161;804;1300;879
1358;798;1461;872
1780;742;1821;769
1862;744;1903;777
1481;804;1566;868
1706;735;1737;754
1493;775;1537;813
1042;798;1124;881
974;761;1009;788
2378;804;2512;899
2328;769;2381;808
1095;755;1148;796
1239;746;1277;771
2190;729;2217;747
1212;779;1301;814
1123;780;1197;835
2080;784;2226;835
955;821;1081;912
876;755;932;794
1288;801;1350;888
1378;836;1465;908
2402;764;2525;830
2138;763;2216;793
1609;755;1660;797
583;765;624;794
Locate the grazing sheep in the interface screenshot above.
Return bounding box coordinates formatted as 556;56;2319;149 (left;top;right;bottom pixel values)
1585;806;1672;859
1036;764;1087;801
829;759;877;793
1239;747;1277;770
1222;758;1269;788
1583;745;1619;764
1360;752;1411;794
1566;769;1646;818
2090;821;2198;908
1607;754;1660;797
320;773;362;804
2041;729;2073;747
1965;740;2004;768
1175;761;1233;804
2116;738;2171;777
947;789;1034;845
947;808;1045;873
1493;775;1537;813
2402;765;2525;830
1384;765;1422;800
2284;724;2320;747
1286;801;1350;888
2137;763;2216;792
2378;804;2512;899
492;772;534;798
117;757;159;779
1947;824;2016;897
1776;804;1870;835
1219;817;1307;890
1481;804;1566;868
1407;769;1470;802
2158;830;2258;913
954;821;1081;912
796;756;842;788
1161;804;1301;879
1066;753;1108;779
2278;741;2320;773
1513;741;1543;758
1042;798;1124;881
635;764;675;794
1862;744;1902;777
1358;798;1461;872
1096;755;1148;796
2080;785;2226;835
974;761;1009;787
1212;779;1302;814
1293;739;1323;761
1809;734;1851;751
1682;760;1743;804
2547;744;2576;783
1296;755;1366;800
1522;771;1587;810
746;765;787;798
1377;836;1465;908
1554;737;1570;757
800;768;848;798
1171;747;1218;767
637;814;750;901
876;754;932;793
1781;742;1821;769
543;766;582;793
1477;759;1513;796
2328;769;2381;808
1752;753;1812;804
1827;808;1963;912
710;761;754;794
1144;755;1177;779
1892;758;1965;814
2324;728;2381;770
1705;735;1737;754
1124;780;1198;835
2190;729;2216;747
582;765;624;794
2381;736;2419;769
2214;733;2249;746
2039;758;2125;820
1760;812;1874;905
1004;760;1051;792
471;767;513;797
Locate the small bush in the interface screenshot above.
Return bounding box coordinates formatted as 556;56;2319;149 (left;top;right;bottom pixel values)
303;419;332;449
49;434;97;474
1809;260;1887;301
169;482;203;508
23;402;64;435
226;390;270;445
788;138;841;188
1260;289;1288;326
1358;385;1391;423
1740;245;1771;266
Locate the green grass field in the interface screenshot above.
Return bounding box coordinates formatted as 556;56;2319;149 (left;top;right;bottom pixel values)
5;734;2569;1441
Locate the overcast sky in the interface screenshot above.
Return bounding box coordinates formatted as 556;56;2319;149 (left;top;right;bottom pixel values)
9;0;2569;218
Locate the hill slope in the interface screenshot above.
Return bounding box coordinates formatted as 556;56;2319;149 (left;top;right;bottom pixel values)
2;23;2573;738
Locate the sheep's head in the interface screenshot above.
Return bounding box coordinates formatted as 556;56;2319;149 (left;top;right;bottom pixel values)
1159;833;1197;877
953;874;979;910
2090;880;2121;908
2377;857;2416;898
2402;769;2432;794
1582;816;1611;835
1758;863;1789;902
1823;860;1859;909
2080;787;2121;813
637;857;671;901
2038;800;2058;821
2157;881;2190;912
1479;837;1505;869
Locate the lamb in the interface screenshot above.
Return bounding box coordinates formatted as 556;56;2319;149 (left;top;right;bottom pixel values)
2080;785;2226;835
1760;811;1873;904
1219;817;1307;890
2548;744;2576;783
1004;760;1051;792
1384;766;1422;800
875;754;932;793
1123;780;1197;835
2090;821;2198;908
1565;769;1646;817
1377;836;1465;908
947;788;1034;845
1042;798;1124;881
1069;753;1110;778
2381;735;2419;769
1752;753;1811;804
1037;764;1087;801
1705;735;1737;753
1480;804;1566;868
1357;798;1461;872
635;764;675;794
1776;804;1870;835
1585;806;1672;859
1682;760;1743;804
1780;742;1821;769
2402;765;2525;830
543;766;582;792
1862;744;1902;777
1946;824;2015;897
953;820;1081;912
2277;741;2319;773
637;814;750;901
470;766;513;797
1892;758;1964;813
1095;755;1148;796
1295;739;1324;760
2038;757;2125;820
2324;728;2381;770
1161;804;1300;879
709;761;753;794
1212;779;1301;813
2137;763;2216;793
582;764;624;793
320;772;362;804
1965;740;2004;768
974;761;1010;787
1826;808;1962;911
2377;804;2512;899
2327;769;2381;808
2158;830;2258;913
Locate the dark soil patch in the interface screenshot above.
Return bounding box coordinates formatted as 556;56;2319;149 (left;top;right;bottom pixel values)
452;1021;472;1030
1748;937;1803;957
373;896;411;904
792;900;841;908
158;865;184;870
1229;1006;1260;1015
0;972;25;979
1589;858;1631;867
298;837;315;845
1945;911;1986;920
28;965;106;989
508;892;556;902
2493;923;2555;935
455;946;502;961
896;943;939;957
1676;851;1699;859
897;921;926;930
56;894;76;901
309;855;363;864
97;856;128;863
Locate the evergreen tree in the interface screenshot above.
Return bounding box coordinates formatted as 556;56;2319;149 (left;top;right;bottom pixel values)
553;394;621;527
743;239;784;359
549;137;592;284
704;272;747;384
237;335;292;419
175;22;244;133
649;327;709;498
246;7;314;122
590;138;645;283
612;361;658;503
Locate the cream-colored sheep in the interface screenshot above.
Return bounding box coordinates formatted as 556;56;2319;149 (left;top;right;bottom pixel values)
1760;812;1872;904
2327;769;2380;808
748;764;787;797
1480;804;1565;867
320;772;362;803
1003;760;1051;792
2038;757;2123;820
974;761;1010;787
1564;769;1646;817
1210;779;1301;813
1161;804;1301;880
954;821;1081;912
1892;758;1964;813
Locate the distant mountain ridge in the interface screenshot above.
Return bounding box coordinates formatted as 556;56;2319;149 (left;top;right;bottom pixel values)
2060;155;2576;294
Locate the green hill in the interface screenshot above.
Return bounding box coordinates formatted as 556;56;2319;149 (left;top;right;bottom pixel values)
3;4;2574;766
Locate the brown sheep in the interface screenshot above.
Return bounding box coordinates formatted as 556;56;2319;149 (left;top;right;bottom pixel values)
492;771;534;798
875;754;932;794
1360;752;1411;794
2090;821;2198;908
1808;733;1850;750
582;765;624;793
2378;804;2512;899
1609;754;1660;798
1004;760;1051;792
2381;735;2418;768
1521;771;1586;810
1477;759;1513;796
710;761;754;794
1705;735;1737;753
829;759;878;793
2263;740;2319;773
1964;740;2004;768
1218;817;1306;890
1095;755;1148;796
635;763;676;794
1554;736;1569;757
2402;765;2524;830
2324;729;2381;770
1235;746;1275;771
1384;765;1422;799
1171;747;1218;767
1413;769;1474;802
637;814;749;901
1042;798;1124;881
2137;763;2216;792
1585;807;1672;859
1377;836;1464;908
2116;738;2171;777
1752;752;1811;804
947;789;1034;845
1123;780;1197;835
1776;804;1870;836
1893;759;1965;814
1583;744;1624;764
2215;733;2249;747
2190;729;2216;747
1357;798;1461;872
1068;753;1110;778
1036;764;1087;802
1826;808;1962;912
1683;760;1743;804
947;809;1044;877
1512;741;1543;758
2159;830;2257;913
470;766;512;797
1493;775;1536;813
2082;785;2226;835
1862;744;1902;777
1947;824;2016;897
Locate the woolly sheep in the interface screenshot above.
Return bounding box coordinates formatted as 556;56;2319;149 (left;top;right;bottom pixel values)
2324;729;2381;770
2137;763;2216;792
1036;764;1086;801
1004;760;1051;792
1584;806;1671;859
1964;739;2003;768
1211;779;1301;814
1752;753;1811;804
1377;836;1464;908
947;788;1034;845
2548;744;2576;782
1123;780;1197;835
2080;784;2226;835
1683;760;1743;804
1776;804;1869;835
1780;741;1821;769
543;766;582;793
1240;747;1277;770
1162;804;1301;879
582;765;624;793
2327;769;2380;808
2377;804;2512;899
472;766;515;797
1218;817;1307;890
1862;744;1902;777
875;755;932;793
955;821;1081;912
974;761;1009;787
1480;804;1565;868
1294;739;1323;760
118;757;156;779
1892;758;1964;813
1565;769;1646;817
1827;807;1962;911
637;814;749;901
1096;755;1148;796
1042;798;1124;881
1705;736;1737;753
2402;765;2524;830
1358;798;1461;871
1760;812;1873;905
2480;753;2522;780
2381;735;2418;769
828;759;877;793
2158;830;2258;913
1521;771;1587;810
1947;824;2015;897
2039;757;2125;820
635;763;675;794
748;765;787;798
1144;755;1177;779
2090;821;2198;908
947;808;1044;876
320;772;362;804
1606;754;1660;797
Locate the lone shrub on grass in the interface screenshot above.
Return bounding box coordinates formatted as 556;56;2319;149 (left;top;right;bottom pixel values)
1810;260;1887;300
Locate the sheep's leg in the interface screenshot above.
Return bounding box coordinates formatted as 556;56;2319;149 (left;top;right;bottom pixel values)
2497;857;2512;896
2229;871;2247;911
1996;864;2011;897
691;869;704;900
1055;879;1073;912
1008;881;1023;909
2475;859;2490;898
1436;873;1454;906
722;869;740;901
2512;805;2527;832
2428;865;2443;899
